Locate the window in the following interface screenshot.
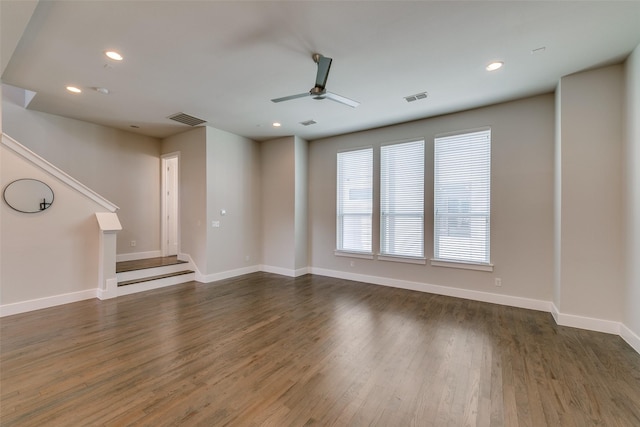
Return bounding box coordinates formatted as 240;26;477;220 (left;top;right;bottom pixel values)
434;129;491;265
380;140;425;258
337;148;373;253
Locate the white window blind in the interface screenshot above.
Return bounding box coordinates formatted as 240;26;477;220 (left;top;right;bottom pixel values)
380;140;425;258
337;148;373;253
434;129;491;264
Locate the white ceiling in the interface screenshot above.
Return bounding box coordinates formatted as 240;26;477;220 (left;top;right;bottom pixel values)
2;1;640;141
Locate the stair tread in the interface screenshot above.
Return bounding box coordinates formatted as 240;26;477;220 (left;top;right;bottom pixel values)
118;270;194;287
116;256;187;273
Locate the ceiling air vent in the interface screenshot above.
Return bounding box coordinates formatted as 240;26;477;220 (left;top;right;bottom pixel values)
404;92;428;103
167;112;207;126
300;119;317;126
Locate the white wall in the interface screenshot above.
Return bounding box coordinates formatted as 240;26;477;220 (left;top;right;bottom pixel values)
309;94;555;302
1;142;106;305
162;127;207;272
557;64;624;322
2;98;161;256
205;127;261;276
625;44;640;338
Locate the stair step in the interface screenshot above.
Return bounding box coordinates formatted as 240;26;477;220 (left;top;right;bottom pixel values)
116;256;187;273
118;270;194;287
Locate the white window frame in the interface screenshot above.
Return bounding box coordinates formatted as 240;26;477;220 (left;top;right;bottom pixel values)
379;139;425;262
336;147;373;256
432;128;493;271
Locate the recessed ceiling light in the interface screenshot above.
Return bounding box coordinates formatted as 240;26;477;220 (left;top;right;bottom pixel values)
105;51;123;61
486;61;504;71
66;86;82;93
272;122;282;127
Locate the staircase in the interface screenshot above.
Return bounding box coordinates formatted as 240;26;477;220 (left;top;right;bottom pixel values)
116;256;195;296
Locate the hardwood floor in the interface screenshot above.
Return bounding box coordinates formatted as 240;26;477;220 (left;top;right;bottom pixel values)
2;273;639;426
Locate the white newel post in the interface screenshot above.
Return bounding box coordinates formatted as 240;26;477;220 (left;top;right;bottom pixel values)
95;212;122;300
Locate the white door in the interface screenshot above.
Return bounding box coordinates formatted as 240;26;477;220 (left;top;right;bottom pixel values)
162;155;179;256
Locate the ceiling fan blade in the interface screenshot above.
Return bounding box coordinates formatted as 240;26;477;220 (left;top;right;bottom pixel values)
324;91;360;108
271;92;310;103
315;55;332;89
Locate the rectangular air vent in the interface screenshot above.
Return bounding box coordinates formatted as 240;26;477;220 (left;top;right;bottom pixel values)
300;119;317;126
404;92;428;103
167;112;207;126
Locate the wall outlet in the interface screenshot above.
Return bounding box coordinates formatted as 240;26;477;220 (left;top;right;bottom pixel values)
495;278;502;287
211;221;220;228
245;255;250;262
130;240;136;247
350;261;355;267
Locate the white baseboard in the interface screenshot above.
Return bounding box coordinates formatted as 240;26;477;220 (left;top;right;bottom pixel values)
0;289;97;317
197;265;261;283
260;265;309;278
117;273;196;296
550;303;621;335
620;324;640;354
116;250;162;262
310;267;551;312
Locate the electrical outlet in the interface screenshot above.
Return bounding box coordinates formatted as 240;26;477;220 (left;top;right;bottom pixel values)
245;255;250;262
211;221;220;228
350;261;355;267
130;240;136;247
495;278;502;287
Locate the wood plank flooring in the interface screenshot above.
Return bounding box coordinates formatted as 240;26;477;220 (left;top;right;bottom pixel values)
1;273;639;426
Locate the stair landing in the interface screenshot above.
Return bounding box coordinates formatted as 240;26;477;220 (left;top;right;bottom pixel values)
116;256;195;292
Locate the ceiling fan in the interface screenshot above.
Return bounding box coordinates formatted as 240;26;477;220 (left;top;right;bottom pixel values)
271;53;360;108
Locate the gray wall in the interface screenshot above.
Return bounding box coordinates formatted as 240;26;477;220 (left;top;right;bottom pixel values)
2;95;161;256
260;135;309;275
205;127;261;275
1;140;104;305
625;45;640;337
309;94;555;301
162;127;207;272
556;64;624;322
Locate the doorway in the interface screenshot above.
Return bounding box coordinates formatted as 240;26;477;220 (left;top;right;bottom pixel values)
161;153;179;257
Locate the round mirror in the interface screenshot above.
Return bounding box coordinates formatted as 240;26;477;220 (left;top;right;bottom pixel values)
3;179;55;213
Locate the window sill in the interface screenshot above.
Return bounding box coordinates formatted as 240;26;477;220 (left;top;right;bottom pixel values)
378;254;427;265
334;250;374;260
430;259;494;272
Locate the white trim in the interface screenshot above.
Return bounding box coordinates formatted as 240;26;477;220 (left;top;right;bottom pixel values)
309;267;550;312
197;265;261;283
2;133;119;212
334;250;374;260
294;267;310;277
620;324;640;355
117;273;195;296
261;265;296;277
97;278;118;300
116;250;162;262
161;152;180;257
550;303;621;335
0;289;97;317
260;265;310;278
434;126;492;139
378;254;427;265
551;302;560;324
430;259;494;272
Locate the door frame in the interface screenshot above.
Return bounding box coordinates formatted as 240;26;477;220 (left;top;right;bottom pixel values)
161;152;180;257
